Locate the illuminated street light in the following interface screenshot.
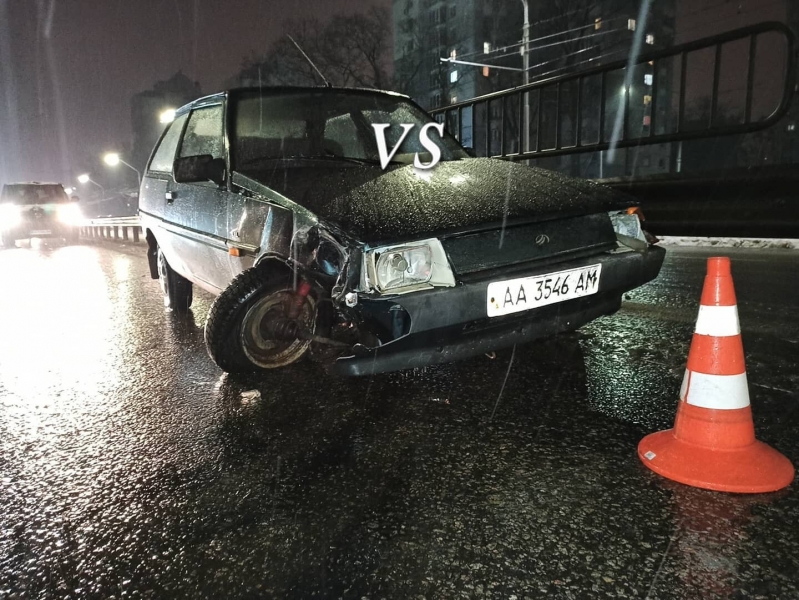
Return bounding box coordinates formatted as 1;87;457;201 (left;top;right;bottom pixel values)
103;152;142;188
77;174;105;198
159;108;176;124
103;153;121;167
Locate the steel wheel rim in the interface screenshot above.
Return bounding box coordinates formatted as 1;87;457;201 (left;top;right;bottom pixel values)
157;253;169;298
240;289;315;369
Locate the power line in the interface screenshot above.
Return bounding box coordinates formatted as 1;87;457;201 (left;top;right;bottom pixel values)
441;44;624;81
528;48;630;83
455;16;632;62
525;45;601;73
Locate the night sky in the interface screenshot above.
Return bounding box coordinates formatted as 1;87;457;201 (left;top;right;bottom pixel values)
0;0;790;187
0;0;390;185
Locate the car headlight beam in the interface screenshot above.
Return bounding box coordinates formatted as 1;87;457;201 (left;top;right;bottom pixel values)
57;203;83;226
0;204;22;228
363;238;455;294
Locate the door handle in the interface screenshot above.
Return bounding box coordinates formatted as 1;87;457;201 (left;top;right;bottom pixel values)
165;191;176;204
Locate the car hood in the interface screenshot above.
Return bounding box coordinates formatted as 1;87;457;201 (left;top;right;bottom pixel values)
239;158;635;243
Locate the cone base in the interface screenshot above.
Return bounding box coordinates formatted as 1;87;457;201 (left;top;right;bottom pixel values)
639;429;794;493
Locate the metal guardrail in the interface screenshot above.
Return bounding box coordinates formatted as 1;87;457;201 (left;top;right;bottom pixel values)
431;21;797;160
80;216;143;243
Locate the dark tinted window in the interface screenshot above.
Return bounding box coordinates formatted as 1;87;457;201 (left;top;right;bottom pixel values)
1;184;69;205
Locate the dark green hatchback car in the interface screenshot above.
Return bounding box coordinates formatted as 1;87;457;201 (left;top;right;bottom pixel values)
139;87;665;377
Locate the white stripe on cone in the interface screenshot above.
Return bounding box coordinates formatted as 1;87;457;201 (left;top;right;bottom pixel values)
694;305;740;337
680;369;750;410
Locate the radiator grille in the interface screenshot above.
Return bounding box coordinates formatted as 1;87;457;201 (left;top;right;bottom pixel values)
440;213;615;276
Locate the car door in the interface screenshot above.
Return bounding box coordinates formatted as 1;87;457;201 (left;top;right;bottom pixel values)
140;111;188;262
165;100;232;292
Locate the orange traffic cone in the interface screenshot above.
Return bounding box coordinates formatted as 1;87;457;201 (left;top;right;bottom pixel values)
638;257;794;493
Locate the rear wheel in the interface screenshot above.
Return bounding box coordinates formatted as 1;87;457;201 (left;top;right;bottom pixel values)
1;233;15;248
205;266;316;374
158;248;193;312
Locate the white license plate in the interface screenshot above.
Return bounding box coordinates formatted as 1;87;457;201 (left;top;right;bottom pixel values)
487;264;602;317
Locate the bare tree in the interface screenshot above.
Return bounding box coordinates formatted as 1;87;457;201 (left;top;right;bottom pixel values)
232;6;391;90
325;6;390;89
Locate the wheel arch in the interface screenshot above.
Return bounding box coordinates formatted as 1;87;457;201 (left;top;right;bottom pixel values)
253;254;294;279
254;254;334;293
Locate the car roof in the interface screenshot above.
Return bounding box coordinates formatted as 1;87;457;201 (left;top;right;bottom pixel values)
175;86;411;117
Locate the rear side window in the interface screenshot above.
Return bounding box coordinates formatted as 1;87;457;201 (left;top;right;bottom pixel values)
149;113;188;173
180;105;225;159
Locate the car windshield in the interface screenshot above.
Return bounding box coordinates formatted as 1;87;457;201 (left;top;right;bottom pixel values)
0;184;70;205
232;91;468;169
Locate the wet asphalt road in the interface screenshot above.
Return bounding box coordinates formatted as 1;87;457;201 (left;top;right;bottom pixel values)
1;240;798;599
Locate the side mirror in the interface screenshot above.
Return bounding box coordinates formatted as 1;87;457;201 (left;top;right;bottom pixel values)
173;155;226;186
464;146;477;158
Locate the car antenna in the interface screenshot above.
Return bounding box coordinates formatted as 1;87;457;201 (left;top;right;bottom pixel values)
287;35;332;88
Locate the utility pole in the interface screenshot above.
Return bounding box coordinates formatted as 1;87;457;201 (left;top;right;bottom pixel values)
520;0;530;153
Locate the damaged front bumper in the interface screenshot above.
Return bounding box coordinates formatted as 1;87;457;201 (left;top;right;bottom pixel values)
333;245;665;376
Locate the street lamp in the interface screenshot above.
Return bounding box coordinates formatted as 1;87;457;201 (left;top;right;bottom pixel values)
103;152;142;188
159;108;176;124
77;174;105;198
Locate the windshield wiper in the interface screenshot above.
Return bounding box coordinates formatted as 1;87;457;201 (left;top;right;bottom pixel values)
296;154;383;165
240;154;399;167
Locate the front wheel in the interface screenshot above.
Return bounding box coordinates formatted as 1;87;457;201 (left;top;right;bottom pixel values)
205;266;316;374
158;248;193;312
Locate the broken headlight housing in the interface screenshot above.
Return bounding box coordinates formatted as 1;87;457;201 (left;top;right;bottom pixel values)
609;209;649;250
363;238;456;294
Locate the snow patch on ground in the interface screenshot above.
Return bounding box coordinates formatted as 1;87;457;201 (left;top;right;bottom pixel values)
658;236;799;250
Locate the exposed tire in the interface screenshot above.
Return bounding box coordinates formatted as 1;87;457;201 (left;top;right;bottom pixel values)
205;266;316;374
158;248;193;312
1;233;15;248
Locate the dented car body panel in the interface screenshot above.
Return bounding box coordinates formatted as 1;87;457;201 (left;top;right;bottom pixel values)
138;86;664;375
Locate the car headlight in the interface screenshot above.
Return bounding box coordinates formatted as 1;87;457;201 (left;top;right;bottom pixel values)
0;204;22;228
363;238;455;294
57;203;83;225
609;209;648;250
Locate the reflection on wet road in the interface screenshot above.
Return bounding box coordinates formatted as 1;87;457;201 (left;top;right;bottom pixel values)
1;242;797;598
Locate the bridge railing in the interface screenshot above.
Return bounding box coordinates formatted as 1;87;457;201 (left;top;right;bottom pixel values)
80;216;143;244
430;21;797;160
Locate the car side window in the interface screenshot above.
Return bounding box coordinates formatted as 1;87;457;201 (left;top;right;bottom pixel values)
149;113;188;173
180;105;225;159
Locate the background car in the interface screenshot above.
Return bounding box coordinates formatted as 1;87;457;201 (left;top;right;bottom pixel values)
0;182;82;248
139;87;664;376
